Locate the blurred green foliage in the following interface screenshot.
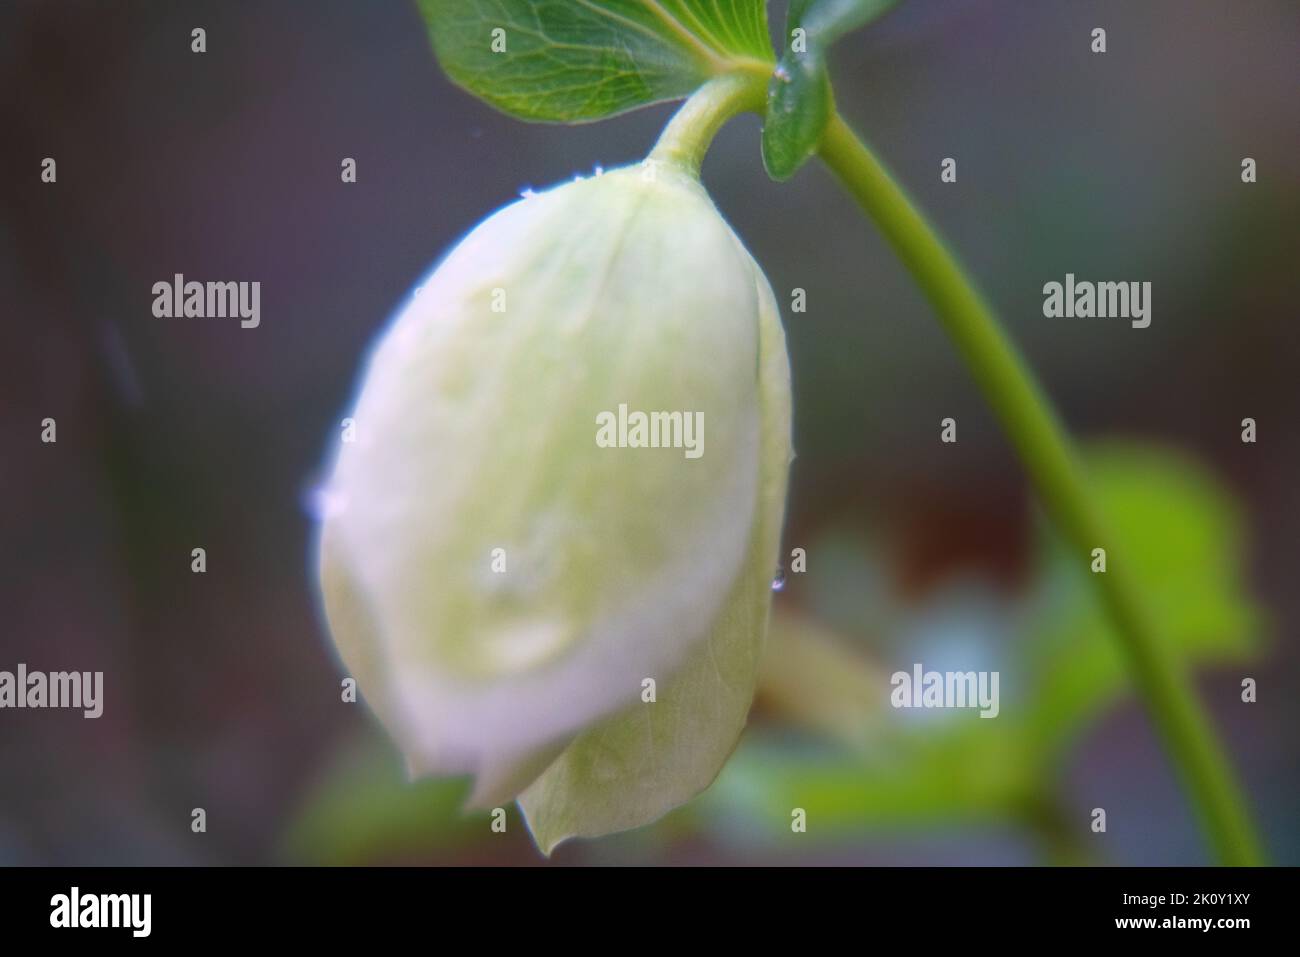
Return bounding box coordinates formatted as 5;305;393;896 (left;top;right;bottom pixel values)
282;745;484;864
1026;442;1261;746
285;441;1261;862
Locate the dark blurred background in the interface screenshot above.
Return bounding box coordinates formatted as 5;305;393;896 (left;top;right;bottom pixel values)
1;0;1296;865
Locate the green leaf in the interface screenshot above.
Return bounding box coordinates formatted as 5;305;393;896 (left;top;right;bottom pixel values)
762;51;832;181
762;0;898;179
1025;442;1265;746
417;0;773;123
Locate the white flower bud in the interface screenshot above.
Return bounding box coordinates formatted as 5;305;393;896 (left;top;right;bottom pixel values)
316;162;791;850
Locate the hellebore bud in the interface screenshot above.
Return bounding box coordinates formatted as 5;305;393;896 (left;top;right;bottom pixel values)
316;160;791;852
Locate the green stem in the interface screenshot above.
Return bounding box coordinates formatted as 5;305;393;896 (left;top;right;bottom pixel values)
816;112;1262;866
650;72;768;176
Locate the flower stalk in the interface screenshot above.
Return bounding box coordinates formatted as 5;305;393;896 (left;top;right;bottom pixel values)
650;72;768;175
814;110;1263;866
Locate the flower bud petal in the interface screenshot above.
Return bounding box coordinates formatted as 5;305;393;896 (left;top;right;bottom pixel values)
518;248;792;852
317;164;786;815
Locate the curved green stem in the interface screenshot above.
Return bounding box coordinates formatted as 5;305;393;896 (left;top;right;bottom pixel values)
816;111;1263;866
650;71;769;176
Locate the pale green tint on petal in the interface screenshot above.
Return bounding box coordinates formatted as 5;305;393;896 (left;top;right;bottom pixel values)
319;166;766;788
519;254;792;854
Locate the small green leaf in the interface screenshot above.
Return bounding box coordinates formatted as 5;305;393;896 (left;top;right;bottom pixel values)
762;0;898;179
762;51;831;181
417;0;773;123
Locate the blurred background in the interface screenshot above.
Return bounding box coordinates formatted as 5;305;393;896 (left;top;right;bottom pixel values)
1;0;1296;865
